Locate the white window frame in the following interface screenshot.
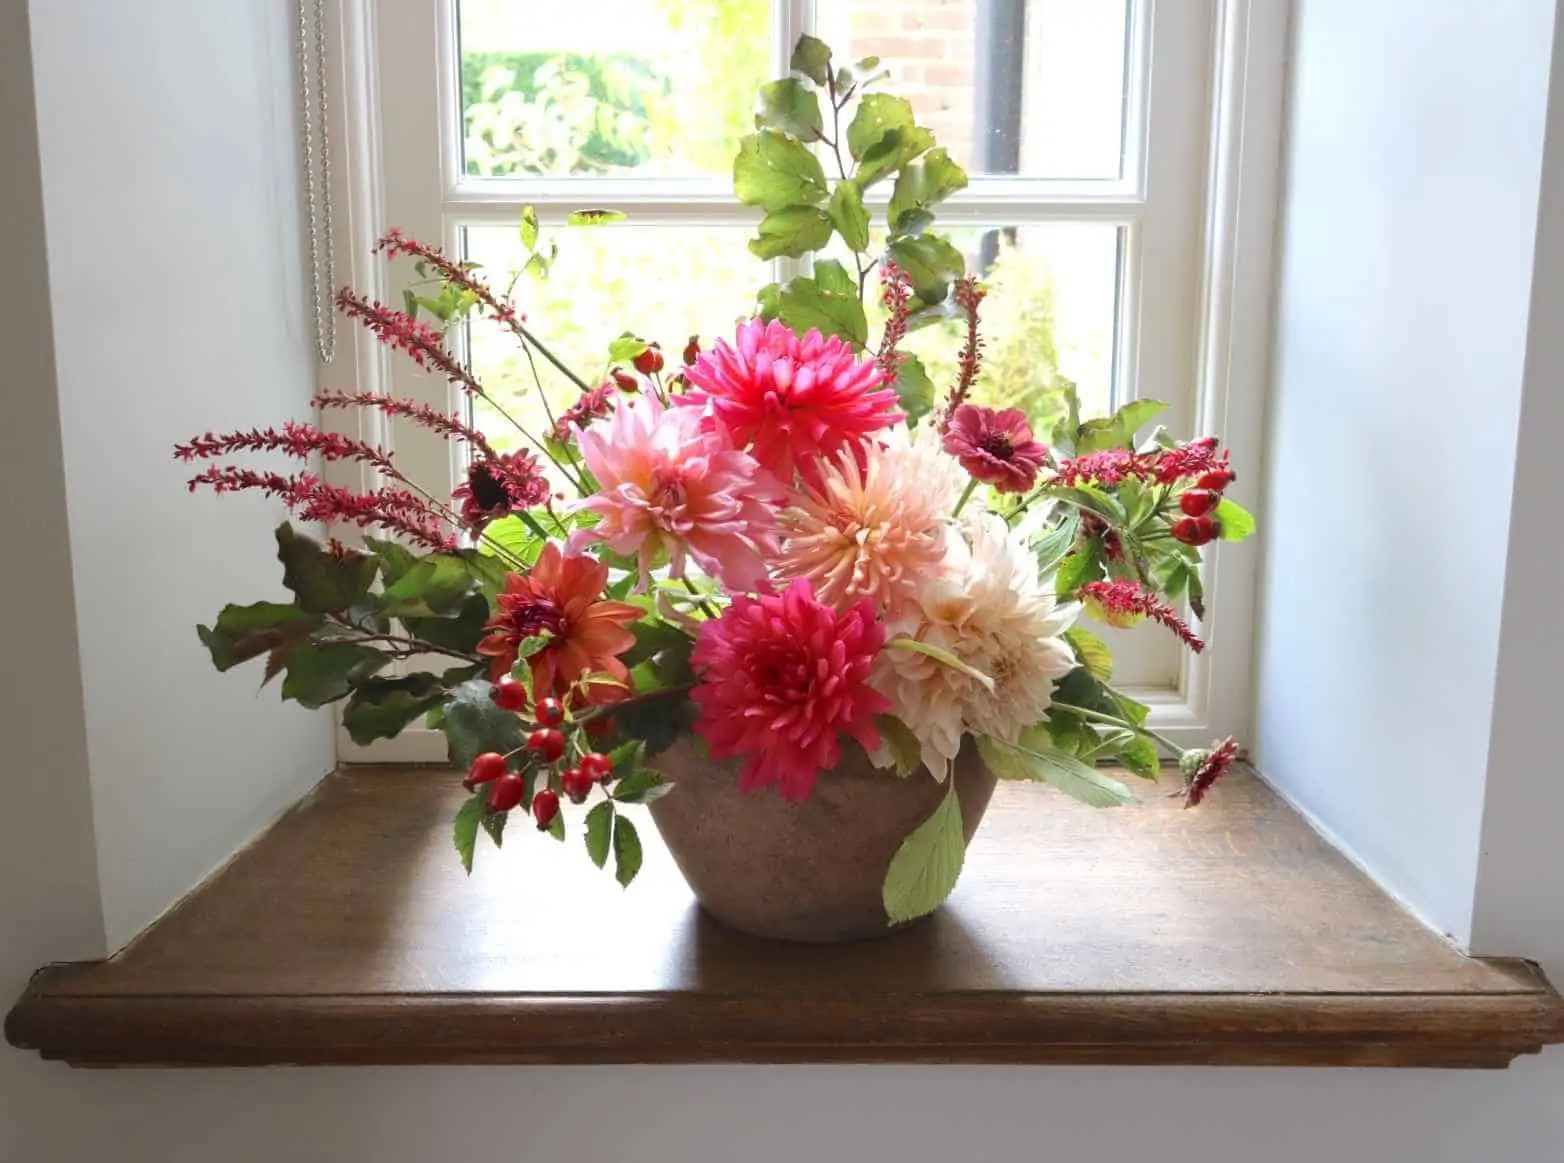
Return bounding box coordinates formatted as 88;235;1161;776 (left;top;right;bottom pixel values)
322;0;1287;762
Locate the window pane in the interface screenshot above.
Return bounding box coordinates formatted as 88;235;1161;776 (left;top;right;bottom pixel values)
457;0;771;179
462;225;766;451
858;223;1120;427
817;0;1131;180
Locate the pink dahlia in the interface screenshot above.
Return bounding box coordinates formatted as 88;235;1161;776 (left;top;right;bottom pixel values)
690;578;892;802
680;319;902;484
942;404;1049;493
573;396;784;590
776;424;964;616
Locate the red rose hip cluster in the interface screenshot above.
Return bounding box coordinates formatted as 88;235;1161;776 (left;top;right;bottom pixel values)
1171;468;1236;547
465;692;617;832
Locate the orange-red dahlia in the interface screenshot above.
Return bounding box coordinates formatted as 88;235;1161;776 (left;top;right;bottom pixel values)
477;543;641;697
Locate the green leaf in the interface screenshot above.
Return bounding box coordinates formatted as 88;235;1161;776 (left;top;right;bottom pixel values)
363;537;418;588
884;235;965;305
607;335;648;362
440;677;526;769
276;523;378;615
480;805;507;849
196;601;320;672
1063;626;1114;682
280;641;387;708
623;620;693;668
1113;399;1169;442
1055;540;1104;600
519;205;539;251
858;125;935;188
888;148;969;234
978;734;1134;808
1115;735;1161;781
875;714;923;777
610;768;674;805
402;591;490;655
813;259;856;296
612;815;644;887
453;796;484;875
606;738;647;774
790;34;833;86
756;78;823;141
379;554;476;618
1074;418;1125;455
547;811;566;841
882;784;965;924
827;179;870;251
886;636;995;691
756;281;781;321
733;131;828;211
748;206;834;260
566;208;627;226
1215;497;1256;541
1029;511;1081;577
890;354;934;426
846;92;913;160
477;513;549;569
584;800;614;869
341;674;447;744
777;276;870;349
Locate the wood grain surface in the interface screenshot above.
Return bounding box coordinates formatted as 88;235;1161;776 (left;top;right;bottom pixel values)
8;764;1563;1067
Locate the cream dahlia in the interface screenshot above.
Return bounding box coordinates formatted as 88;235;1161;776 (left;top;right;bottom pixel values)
874;513;1079;773
690;578;891;802
774;423;965;616
572;395;784;590
680;318;902;484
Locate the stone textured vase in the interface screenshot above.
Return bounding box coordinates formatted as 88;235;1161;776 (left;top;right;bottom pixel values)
647;736;999;943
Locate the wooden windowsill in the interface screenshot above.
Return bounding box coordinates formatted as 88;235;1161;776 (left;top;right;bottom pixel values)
7;764;1562;1068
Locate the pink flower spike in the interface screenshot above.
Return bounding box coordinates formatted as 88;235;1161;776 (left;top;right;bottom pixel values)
690;579;893;802
942;404;1049;494
1183;737;1239;807
1079;578;1205;653
679;319;902;485
573;395;785;591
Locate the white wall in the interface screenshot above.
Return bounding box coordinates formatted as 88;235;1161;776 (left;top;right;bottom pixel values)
1254;0;1556;943
25;0;335;947
7;3;1564;1162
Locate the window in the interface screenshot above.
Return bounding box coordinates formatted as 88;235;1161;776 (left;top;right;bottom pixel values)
326;0;1275;760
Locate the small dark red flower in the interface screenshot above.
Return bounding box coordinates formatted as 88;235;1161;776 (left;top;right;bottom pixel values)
452;451;550;533
1183;737;1239;807
942;404;1050;493
554;382;617;440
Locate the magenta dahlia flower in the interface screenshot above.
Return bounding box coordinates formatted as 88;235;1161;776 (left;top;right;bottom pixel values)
680;319;902;484
941;404;1049;493
572;395;785;590
690;578;892;802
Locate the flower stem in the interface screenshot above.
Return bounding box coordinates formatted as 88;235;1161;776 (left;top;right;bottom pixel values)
682;576;720;620
519;324;592;395
952;478;979;517
1048;701;1185;758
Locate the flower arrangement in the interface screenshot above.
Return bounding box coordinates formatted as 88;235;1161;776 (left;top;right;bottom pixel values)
179;37;1253;929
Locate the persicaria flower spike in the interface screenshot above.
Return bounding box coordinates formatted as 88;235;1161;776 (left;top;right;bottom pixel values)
1183;736;1239;807
690;578;892;802
680;319;902;485
941;404;1050;494
1079;579;1205;653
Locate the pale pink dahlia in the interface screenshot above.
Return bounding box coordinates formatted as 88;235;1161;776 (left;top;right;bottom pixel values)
874;513;1079;774
680;319;902;483
690;578;892;802
572;396;784;590
775;423;965;616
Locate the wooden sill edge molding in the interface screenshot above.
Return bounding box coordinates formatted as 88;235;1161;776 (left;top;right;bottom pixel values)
8;765;1564;1068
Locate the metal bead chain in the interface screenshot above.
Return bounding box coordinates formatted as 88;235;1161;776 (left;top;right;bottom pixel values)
298;0;337;364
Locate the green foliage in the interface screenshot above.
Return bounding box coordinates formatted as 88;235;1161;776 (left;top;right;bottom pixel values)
775;274;869;348
609;768;674;805
612;814;644;886
1215;497;1256;541
882;784;966;924
885;235;965;307
789;34;832;86
584;800;614;869
440;678;526;770
1077;399;1169;454
733;130;828;210
1063;627;1114;682
342;674;449;745
875;716;924;777
827;180;870;251
276;524;376;615
756;78;823;141
891;354;935;426
453;795;485;875
196;601;319;673
279;642;387;709
978;731;1134;808
749;207;834;259
888;149;969;234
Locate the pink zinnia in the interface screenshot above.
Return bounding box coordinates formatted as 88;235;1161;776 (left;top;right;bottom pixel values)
942;404;1050;493
690;578;892;802
573;396;785;590
680;319;902;484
